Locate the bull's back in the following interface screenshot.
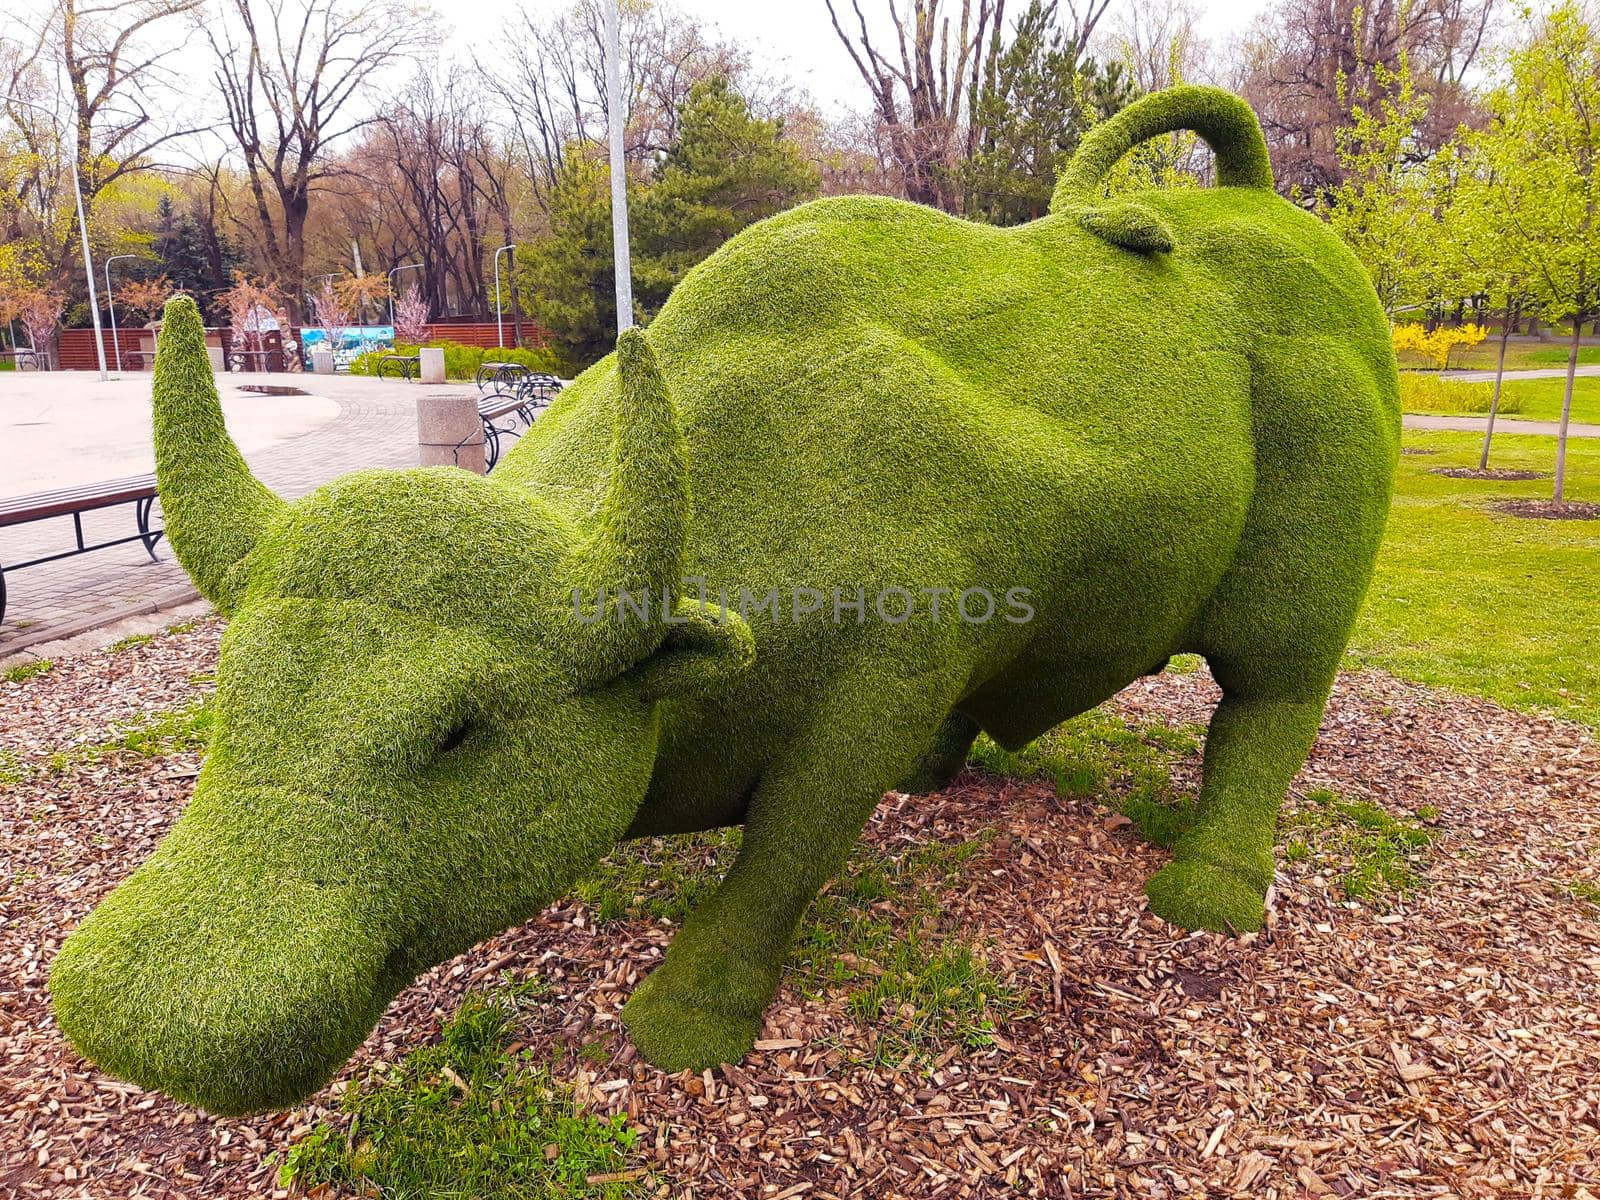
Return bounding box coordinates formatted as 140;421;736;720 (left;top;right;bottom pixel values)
505;195;1259;625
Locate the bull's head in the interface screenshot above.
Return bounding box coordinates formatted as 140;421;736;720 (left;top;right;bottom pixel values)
49;297;752;1115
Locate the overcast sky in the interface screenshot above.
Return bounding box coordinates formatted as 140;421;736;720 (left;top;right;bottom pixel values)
446;0;1276;115
10;0;1277;134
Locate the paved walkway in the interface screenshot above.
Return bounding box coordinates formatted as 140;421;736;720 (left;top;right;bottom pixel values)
0;371;478;656
1402;413;1600;437
1442;364;1600;384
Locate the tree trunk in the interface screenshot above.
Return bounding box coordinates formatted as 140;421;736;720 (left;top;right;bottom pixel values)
1554;310;1581;502
282;192;311;325
1479;304;1512;471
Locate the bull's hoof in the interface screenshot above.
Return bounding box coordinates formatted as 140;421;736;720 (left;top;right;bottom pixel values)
896;757;965;796
1144;857;1267;934
622;978;762;1073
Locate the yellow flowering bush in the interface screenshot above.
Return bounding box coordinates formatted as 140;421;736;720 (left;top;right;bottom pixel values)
1392;322;1488;370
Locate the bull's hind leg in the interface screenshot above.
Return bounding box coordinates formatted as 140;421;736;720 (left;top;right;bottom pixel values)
1142;661;1336;932
1145;338;1394;933
623;670;958;1072
896;710;979;795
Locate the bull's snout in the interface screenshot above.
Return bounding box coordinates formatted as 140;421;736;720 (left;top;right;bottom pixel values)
49;799;404;1116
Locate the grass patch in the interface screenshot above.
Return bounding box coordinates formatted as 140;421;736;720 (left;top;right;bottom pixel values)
582;825;1011;1065
1281;788;1434;903
107;633;156;653
38;700;214;776
1400;373;1524;415
1446;338;1600;372
575;829;740;924
970;708;1203;848
1353;429;1600;729
1401;372;1600;424
1562;879;1600;908
3;659;52;683
280;985;648;1199
112;700;213;757
973;714;1436;906
793;834;1014;1064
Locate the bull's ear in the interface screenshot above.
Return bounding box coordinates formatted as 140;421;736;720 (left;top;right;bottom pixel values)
618;602;754;703
1075;201;1175;254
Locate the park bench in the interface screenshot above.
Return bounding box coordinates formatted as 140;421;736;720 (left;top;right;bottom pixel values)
478;395;530;472
0;475;164;626
376;353;419;380
475;361;530;392
2;348;43;371
477;364;563;419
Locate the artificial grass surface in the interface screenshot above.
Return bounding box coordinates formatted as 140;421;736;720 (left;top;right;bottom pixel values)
1351;429;1600;729
53;86;1399;1110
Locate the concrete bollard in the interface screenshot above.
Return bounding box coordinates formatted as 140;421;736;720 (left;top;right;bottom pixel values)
417;393;485;474
419;346;446;384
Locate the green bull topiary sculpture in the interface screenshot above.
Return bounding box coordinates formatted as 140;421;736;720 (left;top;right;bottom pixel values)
50;86;1397;1115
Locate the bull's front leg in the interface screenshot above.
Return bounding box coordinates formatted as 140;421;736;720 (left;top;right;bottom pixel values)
1143;673;1333;933
623;676;955;1072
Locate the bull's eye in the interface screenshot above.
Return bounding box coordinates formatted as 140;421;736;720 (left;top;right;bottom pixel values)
438;722;471;755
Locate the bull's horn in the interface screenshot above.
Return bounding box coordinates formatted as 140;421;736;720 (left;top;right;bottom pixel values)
152;295;283;613
560;328;690;683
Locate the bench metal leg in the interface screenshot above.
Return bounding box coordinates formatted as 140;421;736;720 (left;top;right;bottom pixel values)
483;421;501;472
135;496;163;562
0;567;7;627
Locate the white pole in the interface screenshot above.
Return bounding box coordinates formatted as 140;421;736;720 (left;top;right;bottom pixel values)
105;253;137;373
6;95;108;378
605;0;634;332
493;244;514;349
69;141;108;379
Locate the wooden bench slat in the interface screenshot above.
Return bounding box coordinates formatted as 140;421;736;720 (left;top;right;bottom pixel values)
0;475;158;525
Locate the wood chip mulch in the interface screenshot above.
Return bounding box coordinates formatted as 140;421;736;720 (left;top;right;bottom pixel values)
3;623;1599;1199
1492;499;1600;521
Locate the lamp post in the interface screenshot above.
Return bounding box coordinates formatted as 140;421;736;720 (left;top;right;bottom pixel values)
4;94;109;379
493;244;515;349
387;262;423;328
104;253;138;372
604;0;634;332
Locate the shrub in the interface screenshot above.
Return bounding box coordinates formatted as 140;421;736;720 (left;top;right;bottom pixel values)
349;340;563;381
1398;373;1523;414
1392;322;1488;370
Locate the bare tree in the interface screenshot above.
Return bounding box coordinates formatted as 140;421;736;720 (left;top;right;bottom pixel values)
484;0;746;206
1108;0;1207;93
823;0;1114;211
3;0;202;289
203;0;431;319
1235;0;1497;205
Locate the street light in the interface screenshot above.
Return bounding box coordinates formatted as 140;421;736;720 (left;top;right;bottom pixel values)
104;253;139;372
493;244;516;349
4;94;110;379
387;262;423;328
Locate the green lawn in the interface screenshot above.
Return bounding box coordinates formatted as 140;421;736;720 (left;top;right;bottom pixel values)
1402;372;1600;425
1471;376;1600;424
1350;429;1600;729
1444;338;1600;372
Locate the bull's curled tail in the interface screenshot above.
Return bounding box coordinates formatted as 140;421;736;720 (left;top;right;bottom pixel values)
1051;84;1275;212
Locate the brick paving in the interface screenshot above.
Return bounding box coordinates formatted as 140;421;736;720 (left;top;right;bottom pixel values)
0;374;480;656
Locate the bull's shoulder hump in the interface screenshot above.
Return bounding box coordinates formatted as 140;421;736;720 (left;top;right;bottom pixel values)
655;196;1012;333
